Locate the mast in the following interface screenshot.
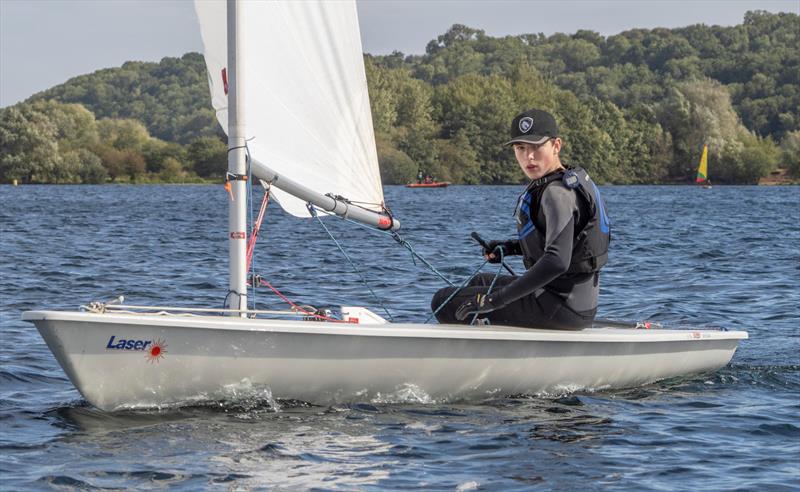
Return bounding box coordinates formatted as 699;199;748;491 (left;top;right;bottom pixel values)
226;0;247;313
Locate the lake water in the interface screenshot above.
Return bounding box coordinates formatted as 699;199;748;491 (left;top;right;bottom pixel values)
1;184;798;490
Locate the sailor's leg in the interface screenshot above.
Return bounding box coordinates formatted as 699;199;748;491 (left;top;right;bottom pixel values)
431;274;516;324
431;285;489;324
488;291;592;330
466;273;516;288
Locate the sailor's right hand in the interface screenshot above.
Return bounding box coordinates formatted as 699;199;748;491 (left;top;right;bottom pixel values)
455;293;496;321
483;240;508;263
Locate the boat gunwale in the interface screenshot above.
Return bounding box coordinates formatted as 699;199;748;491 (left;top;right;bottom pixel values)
22;310;748;343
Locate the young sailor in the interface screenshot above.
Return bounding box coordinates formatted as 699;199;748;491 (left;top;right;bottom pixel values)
431;109;610;329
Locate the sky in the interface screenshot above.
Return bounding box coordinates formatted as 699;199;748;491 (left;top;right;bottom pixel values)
1;0;797;108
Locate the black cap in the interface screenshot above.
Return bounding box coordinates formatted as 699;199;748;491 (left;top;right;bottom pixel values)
505;109;558;146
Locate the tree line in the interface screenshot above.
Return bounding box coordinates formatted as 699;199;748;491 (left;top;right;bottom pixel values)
0;99;227;184
1;11;797;185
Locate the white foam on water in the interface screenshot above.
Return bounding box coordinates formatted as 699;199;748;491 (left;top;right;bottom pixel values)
370;383;438;404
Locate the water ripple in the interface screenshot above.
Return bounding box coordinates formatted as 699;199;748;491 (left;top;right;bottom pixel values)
1;185;798;490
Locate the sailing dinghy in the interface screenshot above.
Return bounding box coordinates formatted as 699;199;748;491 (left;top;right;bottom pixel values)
23;0;746;412
696;144;712;188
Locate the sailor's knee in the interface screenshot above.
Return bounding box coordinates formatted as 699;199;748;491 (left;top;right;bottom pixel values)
469;273;494;287
431;287;455;312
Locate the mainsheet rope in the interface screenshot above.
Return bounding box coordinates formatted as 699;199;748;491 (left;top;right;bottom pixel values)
308;205;395;322
310;208;456;287
425;247;506;325
310;205;507;324
238;158;496;323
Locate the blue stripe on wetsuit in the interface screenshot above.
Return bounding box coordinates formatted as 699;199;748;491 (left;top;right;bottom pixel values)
589;182;610;234
518;192;536;239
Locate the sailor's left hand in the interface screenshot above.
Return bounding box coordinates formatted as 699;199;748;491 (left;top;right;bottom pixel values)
455;293;496;321
483;240;507;263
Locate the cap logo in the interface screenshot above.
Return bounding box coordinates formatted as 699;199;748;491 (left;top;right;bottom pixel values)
519;116;533;134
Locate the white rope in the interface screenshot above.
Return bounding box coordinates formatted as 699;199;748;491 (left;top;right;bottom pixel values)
82;303;312;317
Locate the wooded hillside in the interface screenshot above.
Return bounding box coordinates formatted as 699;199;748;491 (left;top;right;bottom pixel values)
1;11;797;184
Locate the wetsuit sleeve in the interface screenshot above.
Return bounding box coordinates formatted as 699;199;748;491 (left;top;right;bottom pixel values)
488;185;577;308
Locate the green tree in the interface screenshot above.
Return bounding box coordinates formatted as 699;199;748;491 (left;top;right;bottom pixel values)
188;136;227;178
780;131;800;177
97;118;150;151
0;107;57;183
658;78;753;181
736;134;781;183
364;57;399;134
365;61;439;174
26;100;99;152
92;145;126;181
435;130;481;183
74;149;108;184
159;157;185;183
142;139;188;174
56;149;107;183
122;150;147;181
433;73;517;182
375;135;416;184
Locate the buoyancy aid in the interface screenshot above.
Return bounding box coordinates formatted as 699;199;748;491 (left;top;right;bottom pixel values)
514;166;610;275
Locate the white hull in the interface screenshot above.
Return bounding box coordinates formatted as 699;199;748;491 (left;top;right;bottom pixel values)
23;311;747;411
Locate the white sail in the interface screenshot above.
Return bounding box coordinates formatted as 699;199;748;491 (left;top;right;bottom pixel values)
194;0;385;217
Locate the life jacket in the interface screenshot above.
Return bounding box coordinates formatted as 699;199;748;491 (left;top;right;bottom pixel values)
514;166;610;275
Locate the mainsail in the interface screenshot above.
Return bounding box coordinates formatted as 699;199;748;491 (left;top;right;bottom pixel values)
194;0;385;217
695;144;709;184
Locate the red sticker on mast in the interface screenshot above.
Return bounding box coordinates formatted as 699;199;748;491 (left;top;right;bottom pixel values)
221;68;229;95
230;232;246;239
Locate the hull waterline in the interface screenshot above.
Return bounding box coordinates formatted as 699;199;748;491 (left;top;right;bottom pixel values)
23;311;747;411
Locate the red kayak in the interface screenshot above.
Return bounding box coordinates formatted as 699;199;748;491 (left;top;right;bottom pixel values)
405;182;451;188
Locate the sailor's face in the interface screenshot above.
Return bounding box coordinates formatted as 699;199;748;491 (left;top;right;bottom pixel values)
513;138;562;180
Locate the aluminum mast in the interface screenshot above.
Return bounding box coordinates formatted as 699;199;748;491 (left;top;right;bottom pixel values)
226;0;247;313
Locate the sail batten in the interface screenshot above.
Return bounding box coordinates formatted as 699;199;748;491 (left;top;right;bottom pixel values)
195;0;385;217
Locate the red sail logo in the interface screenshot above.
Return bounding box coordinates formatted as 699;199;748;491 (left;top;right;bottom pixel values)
146;339;168;364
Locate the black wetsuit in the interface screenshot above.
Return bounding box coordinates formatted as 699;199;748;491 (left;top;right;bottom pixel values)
432;167;610;330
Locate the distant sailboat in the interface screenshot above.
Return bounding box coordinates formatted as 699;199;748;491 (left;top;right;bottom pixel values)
696;144;712;188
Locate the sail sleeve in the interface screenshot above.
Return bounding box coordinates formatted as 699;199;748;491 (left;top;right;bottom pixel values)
194;0;385;217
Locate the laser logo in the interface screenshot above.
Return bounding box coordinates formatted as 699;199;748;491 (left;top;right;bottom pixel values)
105;336;168;363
